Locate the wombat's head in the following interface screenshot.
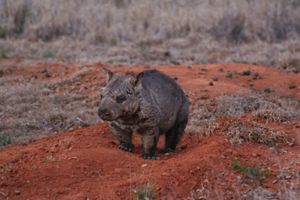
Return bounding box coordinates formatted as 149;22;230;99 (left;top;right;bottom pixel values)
98;68;140;121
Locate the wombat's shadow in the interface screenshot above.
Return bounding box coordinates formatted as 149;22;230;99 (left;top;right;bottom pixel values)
109;133;192;160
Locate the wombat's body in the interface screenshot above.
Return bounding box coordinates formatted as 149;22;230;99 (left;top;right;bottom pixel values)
98;69;189;159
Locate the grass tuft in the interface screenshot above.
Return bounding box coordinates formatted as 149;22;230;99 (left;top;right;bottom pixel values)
231;160;267;183
133;183;156;200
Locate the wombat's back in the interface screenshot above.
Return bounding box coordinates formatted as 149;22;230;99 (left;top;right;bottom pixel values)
138;70;185;99
136;70;188;131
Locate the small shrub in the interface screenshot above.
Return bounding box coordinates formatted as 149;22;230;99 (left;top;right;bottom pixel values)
231;160;267;183
35;23;68;42
0;50;8;59
241;69;251;76
0;134;12;147
288;84;296;89
13;2;30;35
212;77;218;81
225;72;233;78
252;72;261;80
210;12;246;43
0;27;8;38
133;183;156;200
43;50;56;59
264;88;272;93
282;58;300;69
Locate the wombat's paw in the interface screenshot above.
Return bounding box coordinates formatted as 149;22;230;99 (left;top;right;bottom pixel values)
160;148;175;154
119;143;134;152
142;154;159;160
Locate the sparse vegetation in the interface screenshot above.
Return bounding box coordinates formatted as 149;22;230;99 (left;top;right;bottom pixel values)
0;134;12;147
288;84;296;89
225;120;295;146
264;88;272;93
0;67;100;144
212;77;218;81
217;94;299;121
241;69;251;76
0;27;7;39
133;183;156;200
252;72;261;80
187;93;299;145
231;160;267;183
43;50;56;59
0;50;8;59
282;58;300;70
0;0;299;65
225;71;233;78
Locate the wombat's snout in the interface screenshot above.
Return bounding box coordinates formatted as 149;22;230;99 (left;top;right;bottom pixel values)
98;107;112;120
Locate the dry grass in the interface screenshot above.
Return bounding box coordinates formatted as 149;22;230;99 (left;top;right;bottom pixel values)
216;94;300;122
224;120;294;147
188;163;299;200
189;178;300;200
189;173;299;200
0;0;300;66
187;93;299;146
186;100;219;135
187;93;299;131
0;67;100;144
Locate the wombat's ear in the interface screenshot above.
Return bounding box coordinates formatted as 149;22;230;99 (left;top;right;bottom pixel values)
101;67;114;82
126;72;139;86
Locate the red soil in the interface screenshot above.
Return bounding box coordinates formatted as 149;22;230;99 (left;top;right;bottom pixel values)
0;60;299;199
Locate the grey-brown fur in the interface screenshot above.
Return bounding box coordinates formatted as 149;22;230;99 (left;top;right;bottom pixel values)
98;68;189;159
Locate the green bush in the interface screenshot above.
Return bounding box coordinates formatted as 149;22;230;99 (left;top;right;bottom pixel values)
231;160;268;183
0;134;12;147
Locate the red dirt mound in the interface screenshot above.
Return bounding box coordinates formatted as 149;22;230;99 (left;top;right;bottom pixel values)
0;61;299;199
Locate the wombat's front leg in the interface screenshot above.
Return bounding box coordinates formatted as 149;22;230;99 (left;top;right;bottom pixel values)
141;128;159;160
109;122;134;152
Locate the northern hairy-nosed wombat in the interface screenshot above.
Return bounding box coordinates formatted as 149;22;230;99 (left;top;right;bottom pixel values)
98;68;189;159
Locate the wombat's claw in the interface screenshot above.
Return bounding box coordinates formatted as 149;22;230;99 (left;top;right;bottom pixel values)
119;144;134;152
142;154;159;160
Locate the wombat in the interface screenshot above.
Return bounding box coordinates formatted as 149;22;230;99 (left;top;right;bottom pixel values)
98;68;189;159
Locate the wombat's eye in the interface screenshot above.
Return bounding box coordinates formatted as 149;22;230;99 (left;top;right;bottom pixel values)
116;95;126;103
